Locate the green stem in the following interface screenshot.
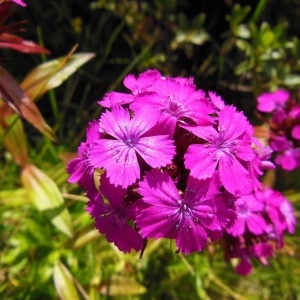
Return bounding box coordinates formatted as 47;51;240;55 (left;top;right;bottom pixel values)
251;0;269;24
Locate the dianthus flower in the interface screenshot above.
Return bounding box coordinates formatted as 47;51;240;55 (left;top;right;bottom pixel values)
89;106;175;188
11;0;26;6
136;170;236;254
184;106;256;195
67;70;295;276
227;193;267;236
87;174;143;252
224;185;296;275
99;69;161;108
255;187;296;236
67;120;101;191
256;89;300;171
131;76;214;137
225;238;273;276
257;89;290;113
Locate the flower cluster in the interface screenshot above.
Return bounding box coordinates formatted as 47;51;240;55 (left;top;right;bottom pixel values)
68;70;296;275
224;185;296;275
257;89;300;171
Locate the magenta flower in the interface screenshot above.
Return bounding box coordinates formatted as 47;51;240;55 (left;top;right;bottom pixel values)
271;136;300;171
136;170;235;254
98;69;161;108
67;120;101;191
279;199;296;234
89;106;175;188
291;124;300;140
123;69;162;95
184;106;255;195
227;239;273;276
87;175;143;252
255;187;296;235
12;0;26;6
275;147;300;171
99;92;134;108
227;193;268;236
131;77;214;137
257;89;290;113
208;91;225;110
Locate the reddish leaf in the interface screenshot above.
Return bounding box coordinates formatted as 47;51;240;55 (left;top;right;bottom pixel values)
0;33;50;54
0;2;15;25
0;65;56;141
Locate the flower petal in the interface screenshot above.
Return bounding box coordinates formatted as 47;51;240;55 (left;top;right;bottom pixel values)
176;219;208;254
135;136;175;168
90;139;140;188
185;144;218;180
219;155;252;195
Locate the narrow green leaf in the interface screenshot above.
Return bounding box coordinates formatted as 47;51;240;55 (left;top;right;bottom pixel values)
73;229;100;249
53;261;79;300
234;60;251;75
21;164;73;237
21;52;95;100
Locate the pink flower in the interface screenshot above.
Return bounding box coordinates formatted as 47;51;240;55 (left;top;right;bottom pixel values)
208;91;226;110
89;106;175;188
12;0;26;6
67;120;101;191
131;77;214;137
123;69;162;95
227;193;268;236
87;175;143;252
275;148;300;171
98;69;161;108
136;170;235;254
227;239;273;276
184;106;255;195
257;89;290;113
255;187;296;235
291;124;300;140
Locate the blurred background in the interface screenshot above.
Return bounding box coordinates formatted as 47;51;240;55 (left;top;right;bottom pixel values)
1;0;300;299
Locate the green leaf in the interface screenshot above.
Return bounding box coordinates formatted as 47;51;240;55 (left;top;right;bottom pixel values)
73;229;100;249
234;60;251;75
21;164;73;237
53;261;79;300
21;50;95;100
261;30;274;48
0;188;29;206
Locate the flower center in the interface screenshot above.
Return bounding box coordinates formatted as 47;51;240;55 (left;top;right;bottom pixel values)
126;138;135;147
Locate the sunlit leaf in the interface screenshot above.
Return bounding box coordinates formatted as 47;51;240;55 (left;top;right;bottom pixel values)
282;74;300;87
100;276;147;296
53;261;79;300
0;115;28;167
171;29;210;50
0;66;56;141
21;51;95;100
0;188;29;206
73;229;99;249
21;164;73;237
